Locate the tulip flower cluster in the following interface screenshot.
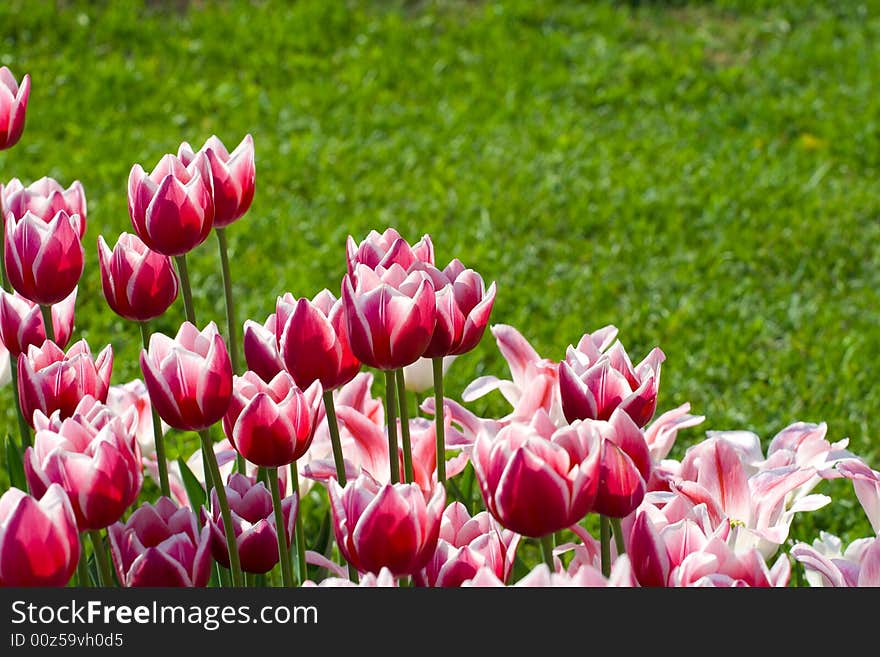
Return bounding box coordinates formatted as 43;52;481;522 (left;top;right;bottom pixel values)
1;65;878;590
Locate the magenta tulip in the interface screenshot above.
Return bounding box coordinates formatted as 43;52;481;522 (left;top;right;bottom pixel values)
25;396;143;530
277;289;361;391
0;67;30;150
178;134;255;228
4;209;84;306
591;408;651;518
223;370;322;468
346;227;434;277
342;263;436;370
0;484;80;586
472;416;601;537
139;321;232;432
97;232;179;322
18;339;113;427
108;497;212;587
243;312;284;382
203;473;296;574
127;152;214;257
1;177;87;237
328;474;445;576
0;287;76;356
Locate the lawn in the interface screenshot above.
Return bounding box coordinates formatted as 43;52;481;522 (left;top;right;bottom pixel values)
1;0;879;550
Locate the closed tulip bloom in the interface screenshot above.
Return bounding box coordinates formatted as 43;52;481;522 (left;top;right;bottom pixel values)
472;416;602;537
277;289;360;391
140;321;232;432
204;473;296;574
2;177;87;237
0;484;80;586
97;233;179;322
243;312;284;383
18;339;113;427
127;152;214;257
329;474;445;576
223;370;322;468
108;497;212;587
346;227;434;277
590;408;651;518
25;396;143;530
178;134;255;228
342;263;436;370
0;287;76;357
4;209;84;306
0;67;30;150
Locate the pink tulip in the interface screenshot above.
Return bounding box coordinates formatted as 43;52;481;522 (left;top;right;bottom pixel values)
243;312;284;382
472;415;601;537
127;152;214;256
1;177;87;237
0;287;76;357
108;497;212;587
792;534;880;587
0;484;80;586
346;228;434;277
178;134;255;228
835;459;880;534
0;67;30;150
276;289;361;391
328;474;445;576
25;396;142;531
223;370;321;468
17;339;113;427
139;321;232;432
559;330;665;428
97;233;179;322
203;473;296;574
4;209;84;305
342;263;436;370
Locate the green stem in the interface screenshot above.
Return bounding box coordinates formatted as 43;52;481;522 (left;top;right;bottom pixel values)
199;429;242;586
139;321;170;497
246;572;255;587
76;536;89;587
268;468;293;587
289;463;308;585
0;238;9;291
611;517;627;557
323;390;347;486
395;369;414;484
9;363;32;447
432;357;446;485
173;254;197;325
600;515;612;578
39;304;55;342
540;534;555;570
88;530;114;587
383;370;400;484
215;228;241;372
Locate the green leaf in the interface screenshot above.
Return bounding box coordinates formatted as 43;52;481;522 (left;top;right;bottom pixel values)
5;434;27;491
178;457;206;510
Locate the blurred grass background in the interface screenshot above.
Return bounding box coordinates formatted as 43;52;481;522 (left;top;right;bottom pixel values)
1;0;879;560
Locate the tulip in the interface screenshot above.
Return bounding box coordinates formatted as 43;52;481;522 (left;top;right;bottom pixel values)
1;177;87;237
139;321;232;432
0;484;80;586
127;152;214;257
25;396;142;531
108;497;212;587
402;356;455;393
18;339;113;427
203;473;297;574
0;67;30;150
0;287;77;356
178;134;255;228
4;209;84;306
97;233;179;322
0;340;9;388
346;227;434;277
791;534;880;587
329;474;445;576
243;312;284;382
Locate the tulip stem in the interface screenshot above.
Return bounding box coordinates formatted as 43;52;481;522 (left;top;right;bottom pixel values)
611;517;627;556
0;244;9;291
432;357;446;486
540;534;555;570
88;530;114;587
395;369;414;484
8;364;32;447
39;304;55;342
199;429;242;587
268;467;293;587
289;464;308;585
139;321;170;497
173;254;197;325
323;390;346;486
383;370;400;484
600;515;612;578
76;539;90;587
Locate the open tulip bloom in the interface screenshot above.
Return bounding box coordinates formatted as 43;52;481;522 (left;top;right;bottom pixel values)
1;176;87;235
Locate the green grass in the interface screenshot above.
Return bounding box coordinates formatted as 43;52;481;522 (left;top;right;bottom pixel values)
2;0;879;561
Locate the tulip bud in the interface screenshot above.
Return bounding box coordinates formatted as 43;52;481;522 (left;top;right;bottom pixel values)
0;67;30;150
0;287;77;357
